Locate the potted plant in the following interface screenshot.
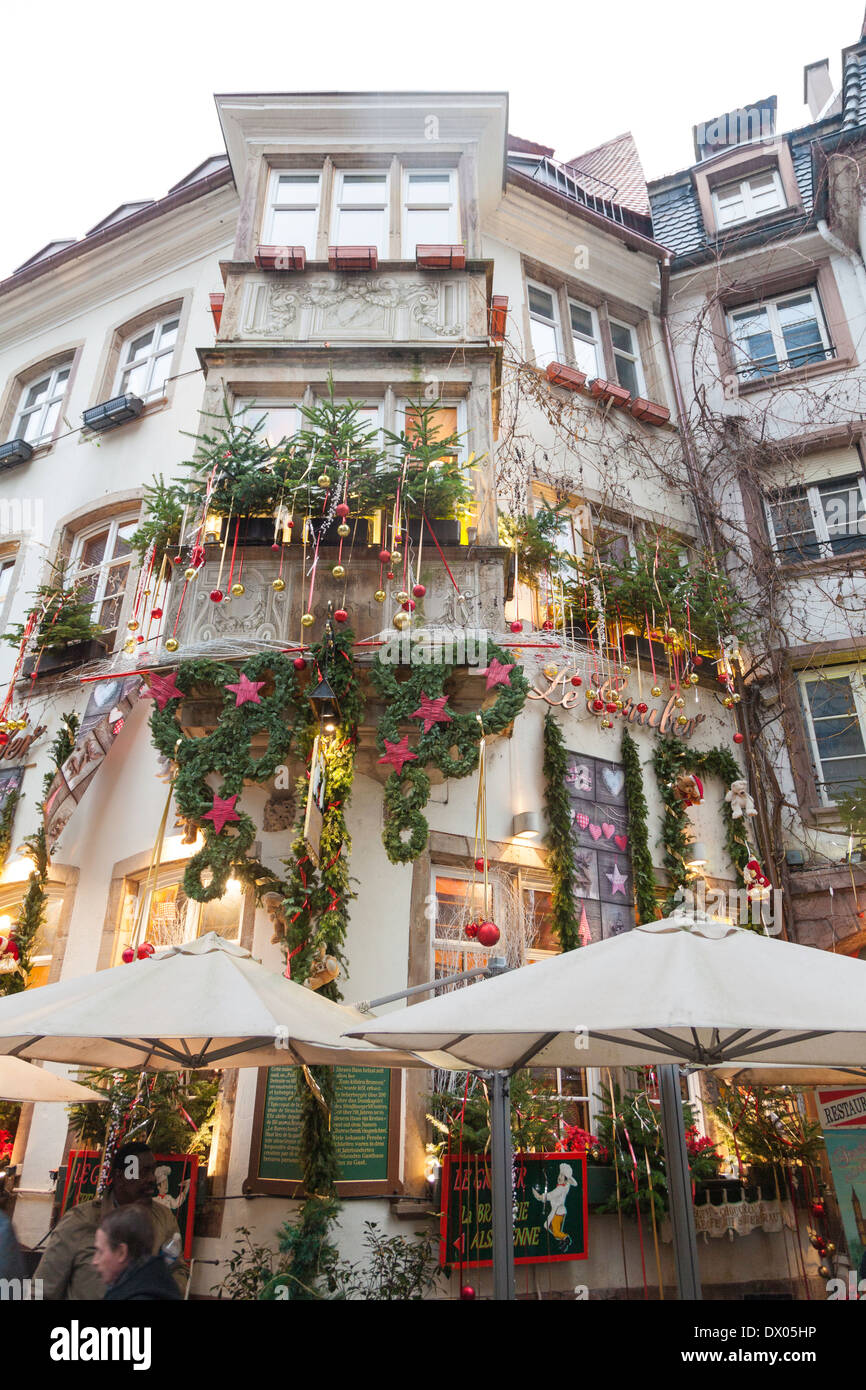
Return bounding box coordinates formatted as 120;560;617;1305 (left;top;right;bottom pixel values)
4;561;107;678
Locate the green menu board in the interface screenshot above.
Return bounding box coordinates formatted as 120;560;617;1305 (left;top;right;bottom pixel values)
257;1066;392;1184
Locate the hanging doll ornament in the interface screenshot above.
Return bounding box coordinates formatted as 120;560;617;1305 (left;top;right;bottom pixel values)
743;856;771;900
671;772;703;807
0;935;20;975
724;779;757;820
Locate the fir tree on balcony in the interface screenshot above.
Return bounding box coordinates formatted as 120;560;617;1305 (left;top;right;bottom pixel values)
3;560;104;654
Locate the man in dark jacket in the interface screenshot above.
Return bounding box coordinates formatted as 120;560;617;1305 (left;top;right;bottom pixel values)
94;1205;181;1301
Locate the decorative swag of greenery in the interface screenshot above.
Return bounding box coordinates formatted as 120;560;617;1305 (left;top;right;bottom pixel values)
620;729;659;926
371;643;529;864
541;711;581;951
650;738;751;919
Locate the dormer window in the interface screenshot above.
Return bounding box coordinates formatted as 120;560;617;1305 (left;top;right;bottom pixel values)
712;168;785;229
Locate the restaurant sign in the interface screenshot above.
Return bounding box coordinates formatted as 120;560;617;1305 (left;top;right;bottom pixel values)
440;1150;588;1267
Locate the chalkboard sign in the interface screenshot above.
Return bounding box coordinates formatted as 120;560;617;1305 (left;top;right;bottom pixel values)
440;1151;588;1267
247;1066;402;1197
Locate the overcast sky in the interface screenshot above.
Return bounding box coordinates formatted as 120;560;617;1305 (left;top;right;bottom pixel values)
1;0;860;279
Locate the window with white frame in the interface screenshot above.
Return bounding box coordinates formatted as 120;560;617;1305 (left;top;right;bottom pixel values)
0;557;15;612
70;515;139;641
766;474;866;562
115;316;179;401
728;289;833;379
799;667;866;803
117;871;245;962
609;319;645;396
569;300;601;379
333;171;389;254
264;170;322;255
527;283;561;369
233;399;300;449
402;170;458;254
0;890;64;989
431;871;493;986
12;360;72;445
713;169;785;230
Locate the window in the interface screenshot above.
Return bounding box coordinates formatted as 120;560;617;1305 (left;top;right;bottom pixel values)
713;169;785;229
766;474;866;562
532;493;585;562
592;520;633;567
609;319;645;396
264;171;322;256
12;361;72;445
402;403;462;464
117;873;245;961
569;301;601;379
402;170;458;254
333;171;389;254
70;515;138;641
432;871;493;985
115;316;179;401
0;558;15;610
728;289;833;380
233;400;300;449
527;283;561;369
800;668;866;803
0;893;63;989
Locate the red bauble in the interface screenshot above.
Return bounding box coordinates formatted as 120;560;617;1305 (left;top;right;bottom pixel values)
210;590;223;603
605;702;617;714
402;600;415;612
122;946;135;964
474;857;486;872
0;735;8;748
293;657;306;671
542;620;554;631
636;702;648;714
386;571;395;581
271;543;280;551
460;1285;476;1300
592;699;605;712
733;732;744;744
137;942;155;959
693;655;703;666
476;921;500;947
570;675;582;687
286;520;294;530
510;620;524;634
336;503;350;519
412;584;426;598
5;942;18;962
151;608;163;620
464;921;479;940
379;549;392;564
136;636;145;644
172;556;182;565
334;609;348;624
811;1200;826;1218
717;672;729;683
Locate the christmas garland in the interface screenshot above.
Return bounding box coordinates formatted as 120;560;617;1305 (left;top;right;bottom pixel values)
621;729;659;925
541;711;581;951
371;644;529;863
0;790;20;877
651;739;750;918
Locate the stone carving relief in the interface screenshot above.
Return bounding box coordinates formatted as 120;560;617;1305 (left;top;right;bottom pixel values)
243;274;466;341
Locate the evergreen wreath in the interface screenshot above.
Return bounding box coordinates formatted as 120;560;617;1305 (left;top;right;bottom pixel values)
651;738;751;918
371;643;529;863
621;728;659;925
541;710;581;951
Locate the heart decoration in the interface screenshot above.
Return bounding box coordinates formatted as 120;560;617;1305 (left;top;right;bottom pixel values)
614;834;628;852
588;824;602;841
575;812;589;831
602;823;615;839
602;768;625;796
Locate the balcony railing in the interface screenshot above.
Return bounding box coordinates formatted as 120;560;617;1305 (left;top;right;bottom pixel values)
734;343;837;379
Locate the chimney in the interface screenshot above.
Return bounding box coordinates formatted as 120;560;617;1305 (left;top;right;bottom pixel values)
804;59;834;119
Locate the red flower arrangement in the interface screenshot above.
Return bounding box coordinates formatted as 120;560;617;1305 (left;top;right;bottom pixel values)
0;1130;13;1163
559;1123;609;1165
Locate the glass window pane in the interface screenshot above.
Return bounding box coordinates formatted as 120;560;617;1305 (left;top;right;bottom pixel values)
570;304;594;338
55;368;70;387
571;337;599;377
146;883;189;948
20;411;42;443
731;308;778;374
23;379;49;409
158;319;179;348
121;361;150;398
819;480;866;554
147;352;172;397
275;175;320;204
807;676;858;721
341;174;387;194
610;322;635;354
407;173;452;202
103;564;129;599
529;285;556;321
821;759;866;798
769;493;820;559
434;874;489;935
271;207;318;249
113;523;137;557
522;886;558;952
614;353;640;396
81;530;110;568
29;897;64;968
406;207;450;247
99;593;124;631
41;399;62;439
198;878;244;941
0;562;13;606
595;528;630;565
126;329;155;362
336;207;385;245
530;319;558;369
778;297;823;365
76;573;99;606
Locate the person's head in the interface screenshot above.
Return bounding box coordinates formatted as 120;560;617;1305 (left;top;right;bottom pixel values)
110;1142;157;1206
93;1204;153;1284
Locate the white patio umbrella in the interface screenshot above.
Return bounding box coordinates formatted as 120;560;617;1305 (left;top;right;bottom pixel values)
0;1055;103;1103
0;933;454;1072
346;914;866;1300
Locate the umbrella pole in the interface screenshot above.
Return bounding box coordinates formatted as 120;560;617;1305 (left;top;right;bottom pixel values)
490;1070;516;1301
658;1064;702;1300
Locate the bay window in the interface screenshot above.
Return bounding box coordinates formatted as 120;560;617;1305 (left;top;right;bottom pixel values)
799;667;866;804
264;171;322;257
333;171;389;254
402;170;458;254
729;289;833;379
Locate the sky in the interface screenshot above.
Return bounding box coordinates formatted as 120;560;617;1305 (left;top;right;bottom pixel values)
1;0;861;279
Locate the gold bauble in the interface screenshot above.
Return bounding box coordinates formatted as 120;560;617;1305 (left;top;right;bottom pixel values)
391;551;402;565
664;627;678;643
272;578;286;592
317;474;332;489
600;718;613;729
301;613;315;628
732;692;741;704
689;672;700;685
123;640;135;655
543;664;558;680
651;685;662;698
674;696;685;709
374;589;386;603
337;524;350;537
230;583;245;597
332;564;346;580
184;567;197;581
395;590;410;604
143;590;151;598
723;695;735;708
621;665;631;676
393;612;411;630
614;699;623;711
676;714;688;727
587;689;598;702
127;620;139;632
165;638;179;653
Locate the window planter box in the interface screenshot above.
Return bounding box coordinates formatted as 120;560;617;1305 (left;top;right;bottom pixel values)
82;394;144;432
590;378;631;408
415;244;466;269
630;397;671;425
546;361;587;392
209;293;224;333
0;439;34;471
255;246;306;271
328;245;378;272
404;517;461;547
22;637;109;679
489;294;508;342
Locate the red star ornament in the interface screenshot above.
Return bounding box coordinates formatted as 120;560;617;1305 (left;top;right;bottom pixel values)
484;657;514;691
410;693;453;734
225;673;265;707
377;737;419;774
203;793;241;834
140;673;183;710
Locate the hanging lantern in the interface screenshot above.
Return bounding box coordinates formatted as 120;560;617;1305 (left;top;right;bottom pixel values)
309;676;341;730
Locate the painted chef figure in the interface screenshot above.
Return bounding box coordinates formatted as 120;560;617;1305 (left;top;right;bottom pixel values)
532;1162;578;1250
